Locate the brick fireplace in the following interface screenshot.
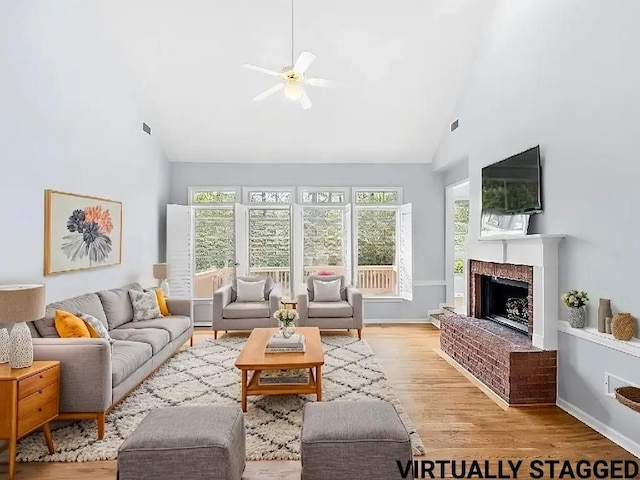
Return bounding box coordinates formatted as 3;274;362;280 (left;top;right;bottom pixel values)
440;235;564;406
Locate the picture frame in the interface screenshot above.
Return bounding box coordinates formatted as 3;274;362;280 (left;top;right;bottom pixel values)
44;189;122;275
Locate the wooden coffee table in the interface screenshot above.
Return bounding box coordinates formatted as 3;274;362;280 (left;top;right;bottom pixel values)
235;327;324;412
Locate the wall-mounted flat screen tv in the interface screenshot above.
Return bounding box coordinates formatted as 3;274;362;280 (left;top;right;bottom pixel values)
481;145;542;215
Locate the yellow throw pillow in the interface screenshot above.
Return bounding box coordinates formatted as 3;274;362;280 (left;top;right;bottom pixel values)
54;310;91;338
155;290;171;316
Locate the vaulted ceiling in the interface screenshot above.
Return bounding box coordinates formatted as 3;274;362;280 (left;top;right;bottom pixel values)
100;0;496;163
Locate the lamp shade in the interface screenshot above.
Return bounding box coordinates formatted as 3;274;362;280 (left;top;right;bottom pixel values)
0;284;46;323
153;263;168;280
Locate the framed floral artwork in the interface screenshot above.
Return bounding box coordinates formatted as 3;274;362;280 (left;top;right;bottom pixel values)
44;190;122;275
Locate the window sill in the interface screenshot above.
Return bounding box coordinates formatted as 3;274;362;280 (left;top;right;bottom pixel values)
558;321;640;358
363;296;404;303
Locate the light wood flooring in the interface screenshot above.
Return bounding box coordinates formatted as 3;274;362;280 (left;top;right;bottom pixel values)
3;324;637;479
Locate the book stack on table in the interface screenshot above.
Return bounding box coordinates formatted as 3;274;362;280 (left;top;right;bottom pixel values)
265;333;306;353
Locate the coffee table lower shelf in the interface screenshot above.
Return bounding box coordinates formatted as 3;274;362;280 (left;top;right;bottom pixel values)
240;366;322;412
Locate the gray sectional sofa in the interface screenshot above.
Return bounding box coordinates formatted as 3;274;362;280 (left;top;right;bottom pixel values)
29;282;193;439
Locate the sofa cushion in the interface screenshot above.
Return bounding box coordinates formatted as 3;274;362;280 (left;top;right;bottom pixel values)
128;289;163;321
223;301;270;319
308;301;353;318
54;310;91;338
231;276;274;302
306;275;347;302
115;316;191;341
111;340;153;387
35;293;107;338
109;328;170;355
97;283;143;330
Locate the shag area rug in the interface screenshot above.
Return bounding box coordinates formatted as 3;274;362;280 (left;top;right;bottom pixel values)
17;335;425;462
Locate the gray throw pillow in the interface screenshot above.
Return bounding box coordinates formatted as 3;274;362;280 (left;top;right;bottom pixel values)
78;312;115;345
128;289;163;321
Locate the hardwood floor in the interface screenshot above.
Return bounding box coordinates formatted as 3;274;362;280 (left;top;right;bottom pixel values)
3;324;636;479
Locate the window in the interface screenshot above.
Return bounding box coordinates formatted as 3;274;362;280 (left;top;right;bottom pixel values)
245;188;293;204
193;207;235;298
302;207;348;279
354;190;400;205
180;185;410;303
300;188;348;205
248;208;291;296
190;188;238;205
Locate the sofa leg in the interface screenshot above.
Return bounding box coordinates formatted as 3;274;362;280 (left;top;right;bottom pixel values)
97;412;106;440
357;329;362;340
190;335;194;347
214;330;218;340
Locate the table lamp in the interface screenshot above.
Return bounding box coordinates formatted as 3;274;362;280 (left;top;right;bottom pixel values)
0;284;46;369
153;263;170;296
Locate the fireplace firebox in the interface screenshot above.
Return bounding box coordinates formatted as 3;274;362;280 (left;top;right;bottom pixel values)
481;276;529;334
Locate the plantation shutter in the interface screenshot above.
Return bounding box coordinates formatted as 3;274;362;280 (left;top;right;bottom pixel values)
292;204;304;296
166;204;193;298
234;203;248;276
399;203;413;301
343;203;352;285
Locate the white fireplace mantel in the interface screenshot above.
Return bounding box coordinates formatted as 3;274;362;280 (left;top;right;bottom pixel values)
469;234;566;351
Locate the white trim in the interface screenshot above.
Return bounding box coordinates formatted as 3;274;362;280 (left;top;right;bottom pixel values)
364;317;429;324
558;321;640;358
364;296;403;303
414;280;447;287
556;397;640;458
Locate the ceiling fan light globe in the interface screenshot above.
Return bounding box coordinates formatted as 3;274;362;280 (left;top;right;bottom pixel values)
283;82;304;101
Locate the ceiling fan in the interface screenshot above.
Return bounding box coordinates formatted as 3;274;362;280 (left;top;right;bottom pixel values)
242;0;338;109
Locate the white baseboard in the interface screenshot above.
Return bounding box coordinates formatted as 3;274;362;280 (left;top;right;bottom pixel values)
556;397;640;457
364;318;429;324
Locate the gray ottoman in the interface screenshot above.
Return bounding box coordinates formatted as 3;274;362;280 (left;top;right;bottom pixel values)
301;401;413;480
118;405;245;480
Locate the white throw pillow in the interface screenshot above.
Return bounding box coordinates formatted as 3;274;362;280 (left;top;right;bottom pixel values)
236;279;266;302
313;279;342;302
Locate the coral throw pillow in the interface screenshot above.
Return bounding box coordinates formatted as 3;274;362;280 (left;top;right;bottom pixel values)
155;290;171;316
54;310;91;338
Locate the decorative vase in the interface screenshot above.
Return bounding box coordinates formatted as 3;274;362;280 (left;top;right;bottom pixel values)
567;306;586;328
279;320;296;338
611;313;635;341
597;298;612;333
0;328;9;364
9;322;34;369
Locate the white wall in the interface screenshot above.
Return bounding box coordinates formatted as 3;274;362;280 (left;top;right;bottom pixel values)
0;2;169;303
431;0;640;453
169;162;445;319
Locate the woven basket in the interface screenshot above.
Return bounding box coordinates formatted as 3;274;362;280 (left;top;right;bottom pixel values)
611;312;635;341
615;386;640;412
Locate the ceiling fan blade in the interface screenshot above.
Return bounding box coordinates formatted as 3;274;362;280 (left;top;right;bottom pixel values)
305;77;340;88
253;83;284;102
300;90;312;110
242;64;282;76
293;51;316;74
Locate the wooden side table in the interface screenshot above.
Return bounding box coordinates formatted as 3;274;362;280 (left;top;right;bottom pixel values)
0;360;60;480
281;299;298;310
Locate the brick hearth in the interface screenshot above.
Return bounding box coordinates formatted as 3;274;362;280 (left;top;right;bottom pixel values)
440;313;557;405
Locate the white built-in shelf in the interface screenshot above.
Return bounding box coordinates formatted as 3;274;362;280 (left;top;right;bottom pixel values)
477;234;566;242
558;321;640;358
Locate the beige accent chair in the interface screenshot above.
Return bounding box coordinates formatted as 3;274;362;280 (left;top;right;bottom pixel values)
213;276;282;339
297;275;363;339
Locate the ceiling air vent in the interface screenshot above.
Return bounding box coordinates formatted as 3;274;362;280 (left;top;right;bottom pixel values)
450;118;459;132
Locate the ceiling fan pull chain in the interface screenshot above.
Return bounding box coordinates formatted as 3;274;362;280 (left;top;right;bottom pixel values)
291;0;295;66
